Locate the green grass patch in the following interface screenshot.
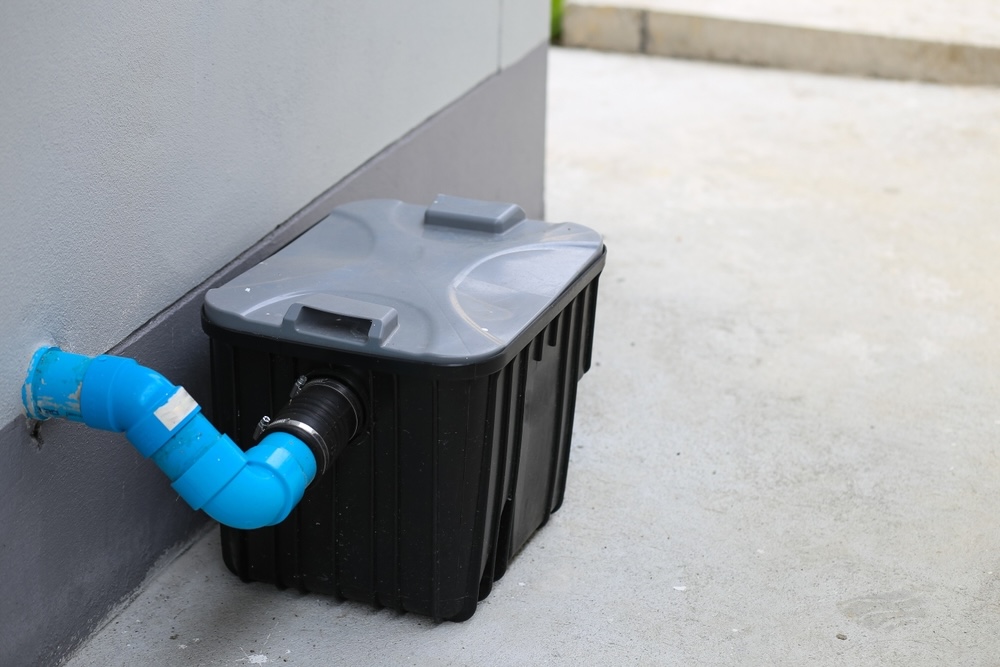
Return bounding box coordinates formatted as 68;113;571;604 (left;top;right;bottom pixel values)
551;0;564;42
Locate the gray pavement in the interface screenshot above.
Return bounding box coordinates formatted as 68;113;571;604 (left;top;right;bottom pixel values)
66;48;1000;666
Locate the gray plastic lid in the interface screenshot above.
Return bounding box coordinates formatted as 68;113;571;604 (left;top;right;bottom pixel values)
204;195;604;366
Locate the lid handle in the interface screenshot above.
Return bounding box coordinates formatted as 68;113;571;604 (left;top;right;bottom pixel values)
425;194;526;234
281;295;399;346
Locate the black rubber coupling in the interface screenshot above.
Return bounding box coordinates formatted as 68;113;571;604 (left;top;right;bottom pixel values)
255;376;364;477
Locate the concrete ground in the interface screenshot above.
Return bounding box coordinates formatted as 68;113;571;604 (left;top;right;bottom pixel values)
568;0;1000;46
563;0;1000;85
67;48;1000;666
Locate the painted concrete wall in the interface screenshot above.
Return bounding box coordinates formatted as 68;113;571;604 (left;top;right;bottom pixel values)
0;0;548;425
503;0;554;67
1;1;549;662
0;44;551;666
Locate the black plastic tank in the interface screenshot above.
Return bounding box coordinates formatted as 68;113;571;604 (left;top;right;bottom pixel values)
202;195;605;621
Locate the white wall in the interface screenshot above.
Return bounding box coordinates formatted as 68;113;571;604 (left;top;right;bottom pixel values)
0;1;548;424
502;0;552;67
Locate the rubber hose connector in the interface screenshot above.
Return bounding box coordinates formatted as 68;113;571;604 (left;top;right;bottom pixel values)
258;377;364;476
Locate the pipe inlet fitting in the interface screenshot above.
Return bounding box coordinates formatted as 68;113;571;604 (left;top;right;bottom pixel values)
254;376;364;476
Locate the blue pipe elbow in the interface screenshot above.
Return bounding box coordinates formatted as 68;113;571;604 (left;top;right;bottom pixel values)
22;347;316;530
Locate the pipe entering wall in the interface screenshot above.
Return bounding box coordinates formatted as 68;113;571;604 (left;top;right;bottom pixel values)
21;347;361;530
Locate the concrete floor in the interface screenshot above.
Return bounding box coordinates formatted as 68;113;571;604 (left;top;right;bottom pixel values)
67;49;1000;665
570;0;1000;47
562;0;1000;85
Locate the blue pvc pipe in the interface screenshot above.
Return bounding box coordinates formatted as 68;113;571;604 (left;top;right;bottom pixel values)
21;347;316;530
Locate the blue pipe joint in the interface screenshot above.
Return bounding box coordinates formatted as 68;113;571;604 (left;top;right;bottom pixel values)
80;354;193;456
176;431;316;529
21;346;317;530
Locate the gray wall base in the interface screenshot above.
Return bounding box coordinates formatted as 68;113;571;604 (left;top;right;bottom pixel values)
0;43;546;667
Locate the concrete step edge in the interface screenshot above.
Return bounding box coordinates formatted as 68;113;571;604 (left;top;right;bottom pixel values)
561;4;1000;86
